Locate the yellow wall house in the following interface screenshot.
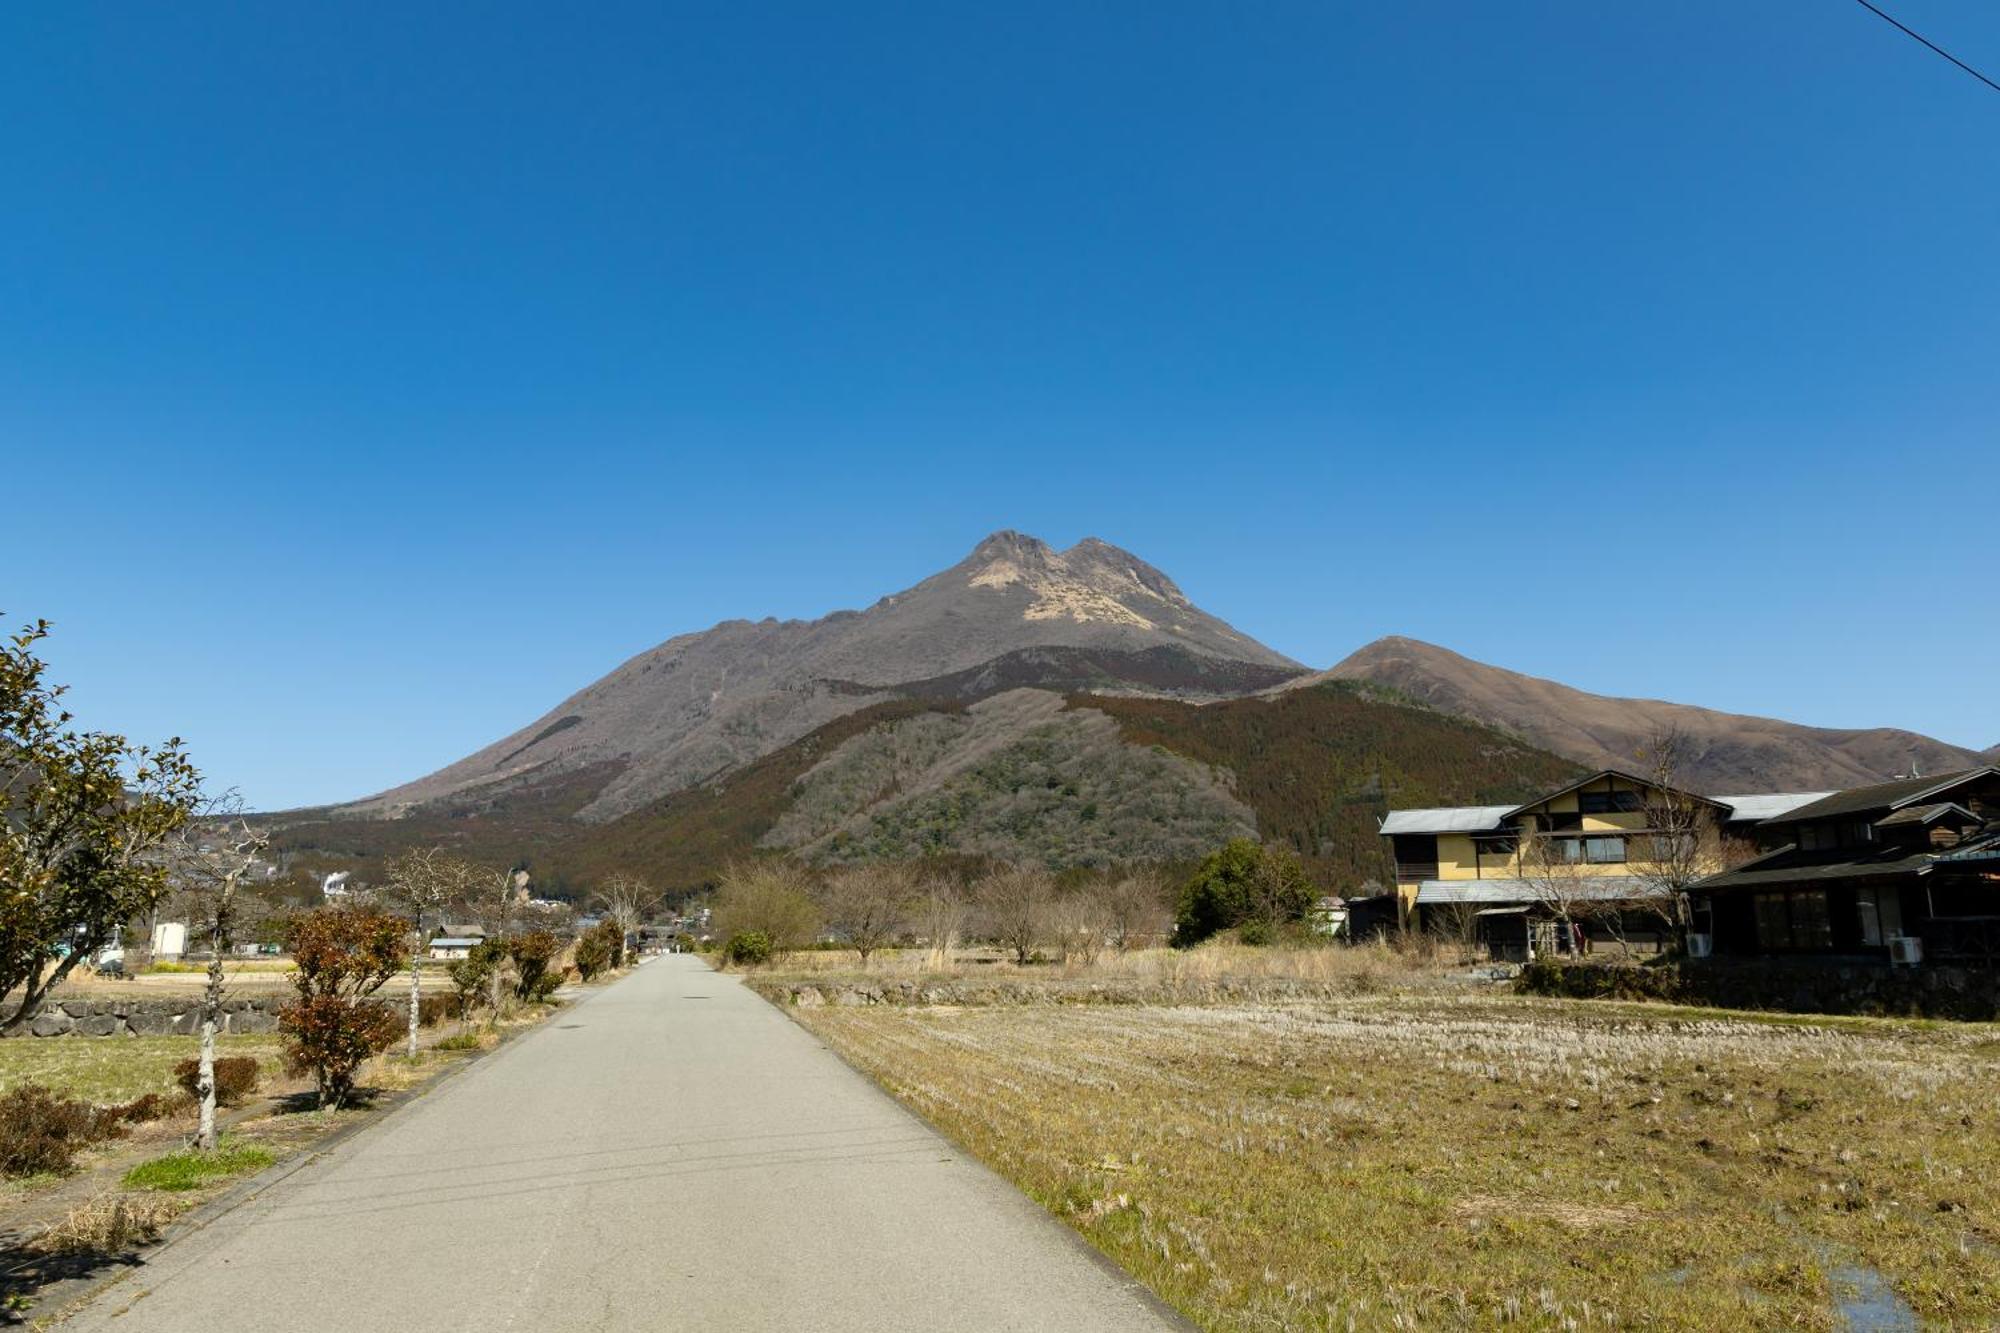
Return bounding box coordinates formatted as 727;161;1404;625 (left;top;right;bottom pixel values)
1379;772;1826;958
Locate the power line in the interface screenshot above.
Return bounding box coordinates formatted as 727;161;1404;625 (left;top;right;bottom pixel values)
1852;0;2000;95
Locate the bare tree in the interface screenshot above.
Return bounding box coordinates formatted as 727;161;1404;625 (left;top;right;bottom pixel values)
1051;887;1113;965
594;872;662;963
916;872;967;969
382;848;476;1058
160;804;268;1151
1101;871;1172;951
815;864;914;965
976;865;1055;966
713;860;821;955
1512;821;1600;957
1423;898;1485;963
1626;724;1746;951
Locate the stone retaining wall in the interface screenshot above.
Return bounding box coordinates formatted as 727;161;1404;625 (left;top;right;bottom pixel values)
1516;957;2000;1021
4;996;285;1038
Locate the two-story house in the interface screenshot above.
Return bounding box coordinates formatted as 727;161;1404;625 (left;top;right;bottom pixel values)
1380;771;1823;958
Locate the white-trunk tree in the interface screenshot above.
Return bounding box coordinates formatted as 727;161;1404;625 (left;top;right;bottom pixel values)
162;808;268;1152
382;847;471;1059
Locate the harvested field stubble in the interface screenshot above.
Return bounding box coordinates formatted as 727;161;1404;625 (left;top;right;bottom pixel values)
796;994;2000;1330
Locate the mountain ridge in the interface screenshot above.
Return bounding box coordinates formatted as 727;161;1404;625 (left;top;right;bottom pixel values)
1309;635;1983;793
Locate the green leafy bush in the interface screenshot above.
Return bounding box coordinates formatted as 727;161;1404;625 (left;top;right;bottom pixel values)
1175;839;1316;946
0;1084;124;1177
174;1056;261;1108
724;930;773;967
449;939;503;1014
434;1031;483;1051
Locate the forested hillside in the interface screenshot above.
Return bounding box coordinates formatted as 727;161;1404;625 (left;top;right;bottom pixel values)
269;681;1581;896
1083;682;1584;885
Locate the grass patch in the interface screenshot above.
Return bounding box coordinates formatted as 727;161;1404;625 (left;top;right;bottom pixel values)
0;1035;283;1104
798;992;2000;1330
122;1139;276;1192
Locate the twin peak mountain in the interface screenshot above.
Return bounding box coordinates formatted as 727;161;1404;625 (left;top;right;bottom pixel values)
349;531;1985;826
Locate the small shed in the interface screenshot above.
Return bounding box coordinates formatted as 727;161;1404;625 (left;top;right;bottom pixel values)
427;936;483;961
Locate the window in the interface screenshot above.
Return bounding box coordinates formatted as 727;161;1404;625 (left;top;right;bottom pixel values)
1856;888;1904;947
1647;833;1696;862
1579;790;1645;815
1475;835;1517;857
1755;892;1793;948
1554;835;1627;864
1753;890;1835;951
1546;812;1583;832
1583;836;1627;864
1799;822;1836;852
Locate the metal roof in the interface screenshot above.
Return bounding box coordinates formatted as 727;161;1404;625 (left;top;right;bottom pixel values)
1713;792;1836;822
428;937;483;948
1379;805;1513;835
1414;878;1649;905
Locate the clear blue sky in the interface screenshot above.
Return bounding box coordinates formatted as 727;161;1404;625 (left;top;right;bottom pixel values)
5;2;1997;810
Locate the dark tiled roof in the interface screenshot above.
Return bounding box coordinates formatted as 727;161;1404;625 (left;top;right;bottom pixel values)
1874;802;1974;828
1697;845;1940;890
1759;768;1998;825
1700;827;2000;891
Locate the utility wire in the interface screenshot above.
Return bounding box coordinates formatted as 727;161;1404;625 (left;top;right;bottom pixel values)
1852;0;2000;95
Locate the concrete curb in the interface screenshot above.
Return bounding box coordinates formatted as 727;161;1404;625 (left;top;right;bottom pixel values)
19;980;625;1330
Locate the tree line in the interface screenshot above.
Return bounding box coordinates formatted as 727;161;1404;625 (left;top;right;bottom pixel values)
708;837;1324;965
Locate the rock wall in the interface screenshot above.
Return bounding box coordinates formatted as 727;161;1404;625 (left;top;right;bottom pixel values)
5;996;285;1038
1516;958;2000;1021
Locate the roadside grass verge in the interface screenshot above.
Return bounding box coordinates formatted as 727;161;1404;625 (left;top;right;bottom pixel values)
122;1140;275;1192
796;993;2000;1330
0;1036;283;1104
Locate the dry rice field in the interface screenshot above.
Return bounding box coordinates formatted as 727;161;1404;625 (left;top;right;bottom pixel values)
793;993;2000;1330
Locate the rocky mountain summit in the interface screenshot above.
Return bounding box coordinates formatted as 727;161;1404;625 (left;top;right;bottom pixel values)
349;532;1303;822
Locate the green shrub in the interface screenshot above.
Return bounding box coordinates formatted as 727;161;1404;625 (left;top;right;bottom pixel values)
724;930;773;967
434;1032;483;1051
1175;839;1316;946
572;921;620;981
0;1085;125;1178
1237;920;1274;947
173;1056;261;1108
449;940;503;1013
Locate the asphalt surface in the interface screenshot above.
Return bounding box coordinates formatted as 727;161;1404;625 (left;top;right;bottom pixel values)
60;955;1181;1332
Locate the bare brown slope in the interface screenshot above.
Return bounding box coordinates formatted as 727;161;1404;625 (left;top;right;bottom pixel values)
1309;637;1981;793
348;532;1300;822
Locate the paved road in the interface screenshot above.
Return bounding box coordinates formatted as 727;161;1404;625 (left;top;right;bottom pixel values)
61;955;1181;1332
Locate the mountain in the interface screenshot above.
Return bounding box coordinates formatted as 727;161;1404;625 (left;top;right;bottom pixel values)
270;681;1583;892
1310;636;1984;793
347;532;1304;823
